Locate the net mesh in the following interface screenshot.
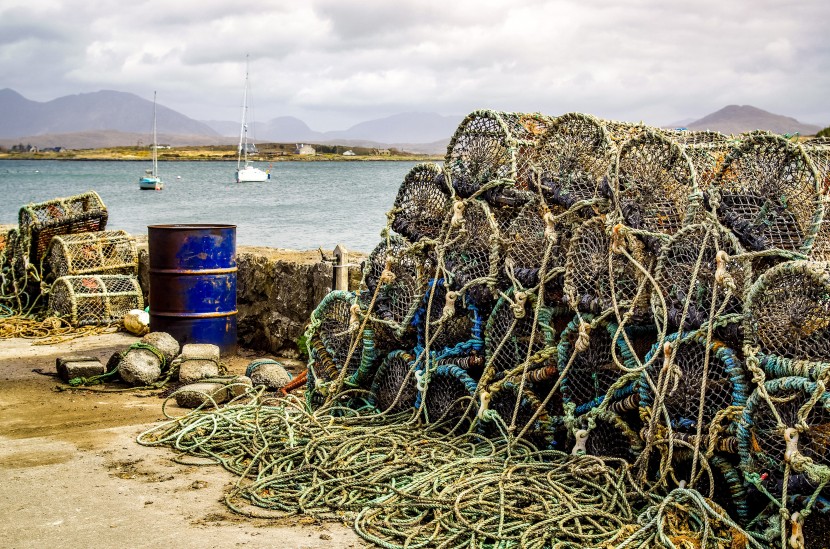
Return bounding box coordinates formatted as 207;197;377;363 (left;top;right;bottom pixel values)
714;133;822;253
47;274;143;326
45;230;137;280
744;260;830;361
390;163;452;242
370;350;418;413
420;363;478;428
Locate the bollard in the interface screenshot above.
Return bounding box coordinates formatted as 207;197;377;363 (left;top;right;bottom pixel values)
333;243;349;291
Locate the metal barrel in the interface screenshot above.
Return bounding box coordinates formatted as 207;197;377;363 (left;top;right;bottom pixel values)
148;224;237;355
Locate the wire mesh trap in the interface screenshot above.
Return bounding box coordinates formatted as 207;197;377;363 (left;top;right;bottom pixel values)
369;350;418;413
562;215;653;320
613;128;698;253
477;381;555;449
446;110;552;198
712;133;823;254
639;332;747;447
389;163;452;242
803;141;830;261
744;260;830;362
652;223;751;333
47;274;143;326
45;230;137;280
418;363;478;428
738;376;830;503
411;278;483;358
558;315;654;417
361;235;429;333
438;198;501;306
18;191;108;265
533;112;616;211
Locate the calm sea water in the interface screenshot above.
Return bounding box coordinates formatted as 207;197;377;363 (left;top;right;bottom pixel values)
0;159;424;253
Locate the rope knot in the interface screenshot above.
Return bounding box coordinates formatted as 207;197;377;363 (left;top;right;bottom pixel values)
451;200;466;228
379;259;396;285
574;321;591;353
610;224;627;255
714;249;737;291
543;210;558;241
348;304;361;332
512;291;528;319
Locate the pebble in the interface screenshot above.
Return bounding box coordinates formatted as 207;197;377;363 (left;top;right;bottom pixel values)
246;359;292;390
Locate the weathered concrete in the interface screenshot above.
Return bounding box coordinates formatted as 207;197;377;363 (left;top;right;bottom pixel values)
137;243;365;359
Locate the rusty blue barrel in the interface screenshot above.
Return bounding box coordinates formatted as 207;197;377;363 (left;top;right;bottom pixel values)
148;224;237;355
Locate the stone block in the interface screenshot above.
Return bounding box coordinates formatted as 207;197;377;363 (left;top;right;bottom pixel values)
56;356;105;382
173;382;228;408
178;343;221;384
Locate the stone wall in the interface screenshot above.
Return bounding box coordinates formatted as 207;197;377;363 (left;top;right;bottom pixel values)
137;243;364;358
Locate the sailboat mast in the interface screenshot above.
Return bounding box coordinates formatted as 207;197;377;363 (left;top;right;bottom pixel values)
152;91;158;178
237;56;250;170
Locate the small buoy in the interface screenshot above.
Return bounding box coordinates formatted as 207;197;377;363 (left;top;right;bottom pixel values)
176;175;181;179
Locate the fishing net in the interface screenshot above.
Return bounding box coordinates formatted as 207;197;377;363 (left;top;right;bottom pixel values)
603;120;650;147
361;235;429;334
533;112;616;211
478;380;555;449
482;289;559;383
738;376;830;503
803;140;830;261
418;363;478;428
652;223;751;333
613;129;698;253
305;290;376;400
576;409;642;462
446;110;552;198
639;332;747;446
558;315;655;417
44;230;137;281
712;133;823;254
672;130;734;193
369;350;418;414
562;215;653;320
18;191;108;266
389;163;452;243
744;260;830;362
47;274;143;326
411;278;484;358
439;198;500;306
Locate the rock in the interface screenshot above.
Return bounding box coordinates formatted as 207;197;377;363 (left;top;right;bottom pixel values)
56;356;105;382
246;359;292;390
119;348;162;386
140;332;180;364
227;375;253;399
173;382;228;408
178;343;221;384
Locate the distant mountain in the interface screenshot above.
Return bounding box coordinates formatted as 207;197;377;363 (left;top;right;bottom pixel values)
0;88;220;139
203;112;462;148
684;105;822;135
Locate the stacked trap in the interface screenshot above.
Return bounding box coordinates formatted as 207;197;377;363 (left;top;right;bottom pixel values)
0;191;142;325
142;111;830;549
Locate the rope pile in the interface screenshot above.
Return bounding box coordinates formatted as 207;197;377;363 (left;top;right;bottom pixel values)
142;111;830;548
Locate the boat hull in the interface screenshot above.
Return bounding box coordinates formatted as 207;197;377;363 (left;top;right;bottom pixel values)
235;166;269;183
140;177;164;190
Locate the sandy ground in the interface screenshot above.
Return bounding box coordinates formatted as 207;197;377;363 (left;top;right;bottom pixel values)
0;332;363;549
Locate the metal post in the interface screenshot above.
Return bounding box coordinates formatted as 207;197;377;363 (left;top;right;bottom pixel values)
333;244;349;291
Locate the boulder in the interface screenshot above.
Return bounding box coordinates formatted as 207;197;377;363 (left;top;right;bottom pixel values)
140;332;180;364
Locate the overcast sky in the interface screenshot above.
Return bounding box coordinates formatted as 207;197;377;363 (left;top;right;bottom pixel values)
1;0;828;131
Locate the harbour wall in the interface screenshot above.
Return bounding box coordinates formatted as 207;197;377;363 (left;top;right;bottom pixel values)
136;241;365;358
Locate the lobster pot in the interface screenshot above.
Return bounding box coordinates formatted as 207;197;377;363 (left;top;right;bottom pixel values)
417;363;478;428
446;110;552;198
744;260;830;362
369;350;418;414
412;278;484;359
478;381;556;450
533;112;616;210
738;376;830;501
639;332;747;454
577;410;642;462
48;275;143;326
670;130;732;193
712;133;822;254
804;141;830;261
652;223;750;334
562;215;653;320
18;191;108;265
361;235;431;335
614;129;698;253
46;230;137;279
390;163;452;243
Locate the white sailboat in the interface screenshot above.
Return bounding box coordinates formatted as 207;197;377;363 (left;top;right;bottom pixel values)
236;57;270;183
140;91;164;190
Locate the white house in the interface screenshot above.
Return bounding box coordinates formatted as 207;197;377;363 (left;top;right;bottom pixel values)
295;143;315;155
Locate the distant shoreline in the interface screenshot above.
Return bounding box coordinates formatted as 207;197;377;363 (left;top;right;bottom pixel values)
0;153;443;162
